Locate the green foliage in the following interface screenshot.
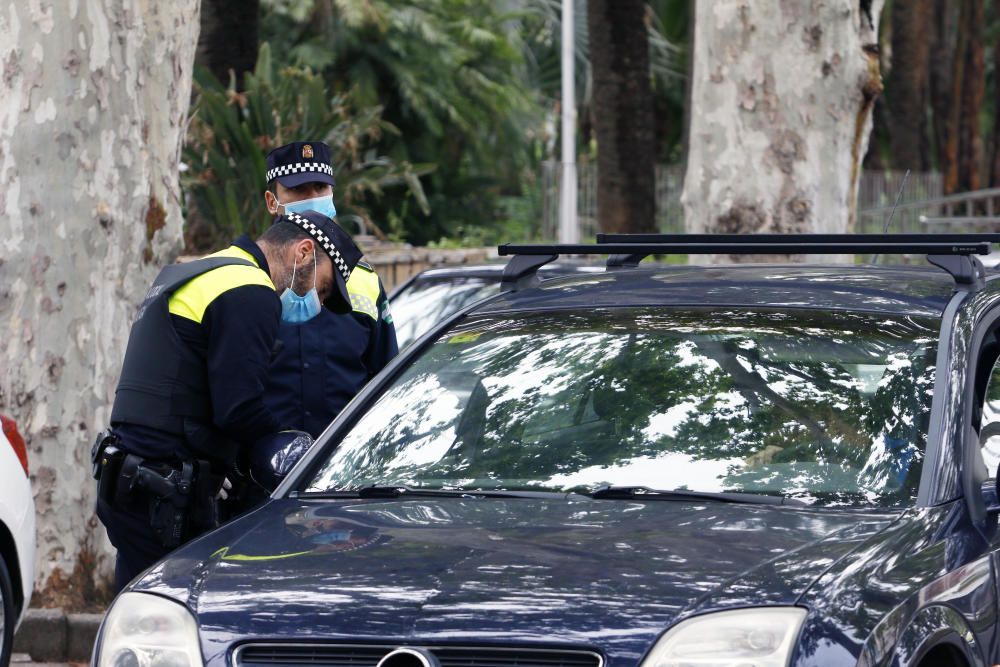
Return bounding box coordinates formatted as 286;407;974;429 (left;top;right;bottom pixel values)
261;0;540;245
255;0;688;245
182;42;430;251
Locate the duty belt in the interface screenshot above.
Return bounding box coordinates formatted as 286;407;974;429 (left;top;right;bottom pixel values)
92;430;220;548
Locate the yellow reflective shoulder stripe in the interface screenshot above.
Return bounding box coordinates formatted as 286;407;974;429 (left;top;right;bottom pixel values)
168;247;275;324
347;266;381;321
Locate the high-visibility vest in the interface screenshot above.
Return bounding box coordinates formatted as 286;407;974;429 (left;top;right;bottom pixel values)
110;252;266;455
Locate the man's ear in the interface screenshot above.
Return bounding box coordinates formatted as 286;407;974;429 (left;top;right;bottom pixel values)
264;190;279;215
297;238;316;263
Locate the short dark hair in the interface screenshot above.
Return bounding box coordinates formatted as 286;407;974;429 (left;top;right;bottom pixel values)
267;181;277;196
258;220;311;246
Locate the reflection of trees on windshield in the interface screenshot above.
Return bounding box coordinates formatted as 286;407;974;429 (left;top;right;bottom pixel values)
307;309;937;507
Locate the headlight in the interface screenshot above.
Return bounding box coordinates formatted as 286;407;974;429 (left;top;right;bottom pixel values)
95;592;203;667
640;607;807;667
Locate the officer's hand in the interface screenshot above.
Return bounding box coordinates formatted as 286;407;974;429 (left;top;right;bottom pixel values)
216;477;233;500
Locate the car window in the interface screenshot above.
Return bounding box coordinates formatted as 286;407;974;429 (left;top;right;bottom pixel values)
391;277;500;348
305;308;938;507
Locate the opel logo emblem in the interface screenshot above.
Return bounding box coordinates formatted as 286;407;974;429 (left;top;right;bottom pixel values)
377;648;442;667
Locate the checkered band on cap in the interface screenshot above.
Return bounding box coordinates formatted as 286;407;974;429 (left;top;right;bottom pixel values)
266;162;335;183
284;212;351;281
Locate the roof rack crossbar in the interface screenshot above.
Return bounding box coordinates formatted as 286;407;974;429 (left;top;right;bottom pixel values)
496;234;1000;290
498;241;994;258
595;232;1000;245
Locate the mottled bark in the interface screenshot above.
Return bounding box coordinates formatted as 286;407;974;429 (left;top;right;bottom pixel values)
197;0;259;88
682;1;885;262
586;0;657;234
887;0;932;170
0;1;200;593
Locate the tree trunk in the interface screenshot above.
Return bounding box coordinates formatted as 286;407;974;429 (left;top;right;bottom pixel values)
682;1;885;262
958;0;985;192
887;0;932;171
0;1;199;601
990;1;1000;185
197;0;259;88
942;1;967;194
930;0;958;175
586;0;657;234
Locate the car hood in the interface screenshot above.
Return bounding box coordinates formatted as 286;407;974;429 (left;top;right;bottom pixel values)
135;497;900;660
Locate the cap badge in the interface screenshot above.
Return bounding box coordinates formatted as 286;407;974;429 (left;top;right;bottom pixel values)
302;144;314;159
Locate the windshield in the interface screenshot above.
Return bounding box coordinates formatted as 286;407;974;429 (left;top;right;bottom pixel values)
391;277;500;348
304;308;938;507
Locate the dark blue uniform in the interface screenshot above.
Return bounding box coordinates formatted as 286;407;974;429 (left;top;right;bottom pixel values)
265;261;398;437
100;236;282;591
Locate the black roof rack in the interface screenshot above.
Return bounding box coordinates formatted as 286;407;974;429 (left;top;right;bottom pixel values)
593;233;1000;244
496;233;1000;291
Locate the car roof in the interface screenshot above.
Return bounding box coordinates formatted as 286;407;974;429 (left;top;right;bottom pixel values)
406;262;604;281
471;263;963;318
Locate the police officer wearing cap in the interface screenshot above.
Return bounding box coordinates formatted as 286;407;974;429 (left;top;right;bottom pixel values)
261;141;398;439
94;208;362;592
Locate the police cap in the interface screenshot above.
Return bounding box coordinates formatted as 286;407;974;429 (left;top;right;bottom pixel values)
265;141;336;188
277;210;362;310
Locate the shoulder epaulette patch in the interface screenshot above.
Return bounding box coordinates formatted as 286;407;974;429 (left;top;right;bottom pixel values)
347;267;381;321
357;260;374;272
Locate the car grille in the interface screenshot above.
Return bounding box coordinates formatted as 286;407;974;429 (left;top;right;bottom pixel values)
233;644;603;667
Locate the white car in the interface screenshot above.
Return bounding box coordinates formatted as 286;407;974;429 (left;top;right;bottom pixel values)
0;415;34;667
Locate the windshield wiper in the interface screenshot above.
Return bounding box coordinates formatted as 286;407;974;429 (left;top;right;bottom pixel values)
303;485;559;499
583;485;805;506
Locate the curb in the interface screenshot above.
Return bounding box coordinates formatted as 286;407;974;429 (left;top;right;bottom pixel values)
13;609;103;663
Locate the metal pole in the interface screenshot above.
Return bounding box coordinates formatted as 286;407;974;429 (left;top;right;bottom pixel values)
559;0;579;243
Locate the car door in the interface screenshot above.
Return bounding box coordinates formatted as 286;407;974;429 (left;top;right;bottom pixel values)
958;305;1000;665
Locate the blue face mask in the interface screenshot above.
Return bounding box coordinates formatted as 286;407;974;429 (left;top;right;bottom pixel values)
280;250;322;324
282;194;337;219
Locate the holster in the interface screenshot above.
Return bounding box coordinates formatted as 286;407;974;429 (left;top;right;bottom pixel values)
94;444;128;507
94;426;224;549
138;459;222;549
90;429;122;481
138;460;193;549
98;453;144;507
96;455;122;505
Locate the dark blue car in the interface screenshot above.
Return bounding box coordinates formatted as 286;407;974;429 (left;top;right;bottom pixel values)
93;235;1000;667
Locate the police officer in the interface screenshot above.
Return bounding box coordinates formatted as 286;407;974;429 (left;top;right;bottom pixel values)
261;141;398;438
94;209;362;592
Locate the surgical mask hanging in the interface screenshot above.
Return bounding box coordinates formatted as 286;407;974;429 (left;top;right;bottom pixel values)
280;194;337;219
280;249;322;324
